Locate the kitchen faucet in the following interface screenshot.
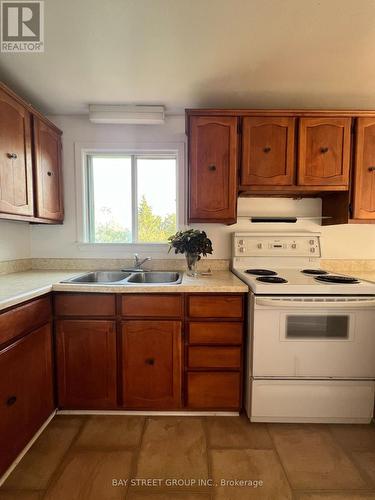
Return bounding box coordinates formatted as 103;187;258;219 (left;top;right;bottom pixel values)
133;253;151;270
122;253;151;272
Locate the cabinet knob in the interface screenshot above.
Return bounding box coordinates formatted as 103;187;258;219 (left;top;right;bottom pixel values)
145;358;155;365
320;147;329;154
368;166;375;172
208;164;216;171
6;396;17;406
263;147;271;153
47;171;53;176
6;153;17;159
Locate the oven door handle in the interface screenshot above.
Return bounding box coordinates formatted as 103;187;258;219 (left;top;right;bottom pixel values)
256;298;375;309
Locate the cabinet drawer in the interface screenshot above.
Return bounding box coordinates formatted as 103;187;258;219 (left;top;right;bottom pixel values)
187;372;241;409
188;322;243;345
121;294;183;318
188;295;243;319
54;293;116;317
0;296;51;347
188;346;241;369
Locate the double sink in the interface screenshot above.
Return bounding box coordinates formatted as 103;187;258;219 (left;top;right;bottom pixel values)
61;271;182;285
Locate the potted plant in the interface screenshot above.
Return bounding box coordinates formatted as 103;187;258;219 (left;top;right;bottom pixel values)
168;229;213;277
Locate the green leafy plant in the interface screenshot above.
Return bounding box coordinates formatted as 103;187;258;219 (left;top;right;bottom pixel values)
168;229;213;260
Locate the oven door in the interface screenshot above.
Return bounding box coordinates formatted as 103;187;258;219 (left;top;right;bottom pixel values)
252;296;375;379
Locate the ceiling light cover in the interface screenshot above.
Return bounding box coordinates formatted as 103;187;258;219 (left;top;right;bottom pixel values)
89;105;165;124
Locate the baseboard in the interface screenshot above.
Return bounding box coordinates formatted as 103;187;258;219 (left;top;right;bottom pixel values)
57;409;239;417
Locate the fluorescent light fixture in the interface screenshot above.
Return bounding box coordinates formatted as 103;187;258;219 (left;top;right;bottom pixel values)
89;105;165;124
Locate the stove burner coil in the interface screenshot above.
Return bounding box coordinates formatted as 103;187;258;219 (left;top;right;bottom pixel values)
256;276;288;284
302;269;329;275
245;269;277;276
315;275;360;284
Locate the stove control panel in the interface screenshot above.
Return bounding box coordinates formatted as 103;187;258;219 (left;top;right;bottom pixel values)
233;234;321;257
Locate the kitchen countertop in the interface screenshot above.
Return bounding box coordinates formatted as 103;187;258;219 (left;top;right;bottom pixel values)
0;270;248;311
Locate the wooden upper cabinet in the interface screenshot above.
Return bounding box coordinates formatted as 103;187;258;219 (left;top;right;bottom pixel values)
298;117;351;186
352;118;375;220
122;320;182;409
0;87;33;216
33;116;64;221
188;116;238;223
241;117;296;186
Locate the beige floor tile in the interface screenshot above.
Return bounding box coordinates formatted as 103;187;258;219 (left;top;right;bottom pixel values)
3;416;85;490
127;493;211;500
0;492;43;500
44;450;133;500
269;424;368;490
211;449;292;500
353;452;375;484
206;415;273;449
75;415;145;449
295;492;375;500
136;417;208;481
330;424;375;452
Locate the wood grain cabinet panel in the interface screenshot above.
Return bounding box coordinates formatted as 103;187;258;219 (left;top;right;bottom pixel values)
0;87;33;216
188;295;243;319
33;116;63;221
186;372;241;409
188;346;241;369
298;117;351;186
188;322;243;345
122;320;182;409
241;117;296;186
188;116;238;223
0;296;51;348
54;293;116;317
121;294;183;318
56;320;117;409
353;118;375;220
0;324;54;476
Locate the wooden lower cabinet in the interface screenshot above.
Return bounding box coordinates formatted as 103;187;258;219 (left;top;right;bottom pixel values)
55;320;117;409
0;324;54;476
186;372;241;410
122;320;182;409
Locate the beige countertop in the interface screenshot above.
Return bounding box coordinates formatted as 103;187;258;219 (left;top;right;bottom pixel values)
0;270;248;311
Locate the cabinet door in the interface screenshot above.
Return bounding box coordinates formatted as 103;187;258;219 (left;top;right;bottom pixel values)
241;117;295;186
188;116;238;223
0;324;54;476
298;117;351;186
33;116;64;221
353;118;375;219
122;320;182;409
0;88;33;216
56;320;117;409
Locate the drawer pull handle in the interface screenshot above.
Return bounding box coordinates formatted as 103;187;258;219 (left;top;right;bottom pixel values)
6;153;17;159
47;171;53;176
368;166;375;172
208;164;216;171
6;396;17;406
263;147;271;153
145;358;155;365
320;147;329;154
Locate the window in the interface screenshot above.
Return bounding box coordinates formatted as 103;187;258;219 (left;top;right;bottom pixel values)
86;154;177;244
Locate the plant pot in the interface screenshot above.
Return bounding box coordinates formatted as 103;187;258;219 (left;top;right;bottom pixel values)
185;253;200;277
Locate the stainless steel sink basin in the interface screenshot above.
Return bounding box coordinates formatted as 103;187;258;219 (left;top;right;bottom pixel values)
62;271;131;284
60;270;182;285
127;272;182;284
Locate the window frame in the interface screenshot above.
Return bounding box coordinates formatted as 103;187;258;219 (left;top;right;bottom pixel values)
74;142;186;251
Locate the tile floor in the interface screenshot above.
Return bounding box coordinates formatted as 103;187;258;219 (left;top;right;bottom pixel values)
1;415;375;499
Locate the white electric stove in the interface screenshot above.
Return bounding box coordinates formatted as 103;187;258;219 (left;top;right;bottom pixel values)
232;232;375;424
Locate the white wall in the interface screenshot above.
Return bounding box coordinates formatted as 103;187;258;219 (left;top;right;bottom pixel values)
29;114;375;261
0;220;30;261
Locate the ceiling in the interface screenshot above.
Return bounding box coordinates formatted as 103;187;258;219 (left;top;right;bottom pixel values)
1;0;375;115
